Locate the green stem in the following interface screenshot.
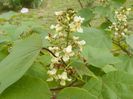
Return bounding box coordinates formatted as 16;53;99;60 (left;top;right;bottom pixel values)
112;40;132;56
66;31;70;46
77;0;84;8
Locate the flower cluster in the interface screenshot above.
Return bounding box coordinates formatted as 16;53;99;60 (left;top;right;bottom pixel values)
45;9;86;86
109;7;131;39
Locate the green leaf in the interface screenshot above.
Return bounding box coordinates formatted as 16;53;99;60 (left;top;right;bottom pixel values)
83;71;133;99
0;24;17;40
83;78;102;97
101;71;133;99
0;75;51;99
57;87;97;99
126;35;133;49
112;0;127;5
94;6;115;22
82;45;120;68
0;11;17;20
70;59;95;78
26;62;48;81
75;27;112;49
102;65;117;73
0;34;42;94
114;55;133;74
78;8;94;26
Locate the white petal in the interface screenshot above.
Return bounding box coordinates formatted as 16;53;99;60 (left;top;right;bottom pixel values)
61;72;68;80
60;80;66;86
77;28;83;33
65;45;72;53
55;11;63;16
45;36;49;40
73;36;79;40
63;55;70;62
47;68;57;75
50;25;55;29
20;8;29;13
78;40;86;45
47;77;53;81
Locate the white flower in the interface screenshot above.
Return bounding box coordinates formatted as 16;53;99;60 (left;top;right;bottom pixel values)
60;80;66;86
58;32;64;37
47;68;59;82
50;24;62;31
121;32;126;37
73;36;79;40
127;8;131;11
47;77;53;81
51;57;60;64
58;72;71;86
124;28;128;32
55;24;63;32
48;46;59;51
47;68;57;75
78;40;86;45
114;32;118;36
55;11;63;16
77;27;83;33
63;45;75;58
64;45;72;53
115;11;118;14
45;36;50;40
74;16;84;23
20;8;29;13
63;55;70;62
55;52;60;57
50;25;55;29
116;14;127;22
69;23;76;32
52;34;58;39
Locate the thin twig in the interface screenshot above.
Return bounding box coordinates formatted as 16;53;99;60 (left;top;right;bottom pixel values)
42;47;67;66
50;79;77;91
77;0;84;8
42;47;57;57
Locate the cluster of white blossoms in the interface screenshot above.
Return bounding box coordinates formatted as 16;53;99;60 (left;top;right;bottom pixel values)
50;9;84;33
109;7;131;39
45;9;86;86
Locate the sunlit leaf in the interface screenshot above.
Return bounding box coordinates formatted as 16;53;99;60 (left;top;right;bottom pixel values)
0;75;51;99
0;34;42;94
57;87;97;99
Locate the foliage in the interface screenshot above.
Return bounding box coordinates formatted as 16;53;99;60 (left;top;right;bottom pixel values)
0;0;44;10
0;0;133;99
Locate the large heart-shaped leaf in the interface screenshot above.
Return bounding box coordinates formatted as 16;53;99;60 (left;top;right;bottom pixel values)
101;71;133;99
83;78;102;97
0;11;17;20
0;34;42;94
114;55;133;74
70;59;95;78
0;75;51;99
82;45;120;68
82;71;133;99
75;27;112;49
57;87;97;99
78;8;94;26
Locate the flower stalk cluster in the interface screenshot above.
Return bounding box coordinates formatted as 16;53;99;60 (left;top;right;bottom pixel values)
109;7;131;40
109;7;132;55
45;9;85;86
